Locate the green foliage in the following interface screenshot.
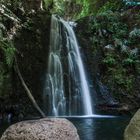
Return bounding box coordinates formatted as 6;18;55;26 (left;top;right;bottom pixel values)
43;0;53;9
98;1;124;14
76;0;90;18
43;0;125;19
106;66;135;92
0;38;15;67
42;0;125;19
54;0;65;14
4;44;15;67
75;0;125;18
78;8;140;94
123;58;135;65
103;53;116;66
44;0;65;15
0;38;14;97
1;0;22;10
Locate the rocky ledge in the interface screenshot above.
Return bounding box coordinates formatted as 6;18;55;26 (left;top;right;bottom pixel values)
0;118;80;140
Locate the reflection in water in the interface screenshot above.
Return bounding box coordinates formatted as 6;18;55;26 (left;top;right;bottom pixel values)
72;118;95;140
70;117;129;140
83;119;95;140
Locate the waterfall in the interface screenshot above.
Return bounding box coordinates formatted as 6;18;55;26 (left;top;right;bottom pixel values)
43;15;93;116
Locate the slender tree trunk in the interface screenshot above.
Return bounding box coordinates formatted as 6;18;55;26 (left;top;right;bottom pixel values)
14;57;46;118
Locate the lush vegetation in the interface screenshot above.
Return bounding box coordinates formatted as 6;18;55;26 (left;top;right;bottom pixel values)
76;2;140;111
0;0;139;114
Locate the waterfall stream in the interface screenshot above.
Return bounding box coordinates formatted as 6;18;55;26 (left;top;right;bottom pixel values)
43;15;93;116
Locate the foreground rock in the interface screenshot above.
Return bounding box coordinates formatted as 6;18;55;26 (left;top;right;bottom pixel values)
0;118;80;140
124;109;140;140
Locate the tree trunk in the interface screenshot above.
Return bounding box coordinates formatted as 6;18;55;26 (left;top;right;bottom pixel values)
14;57;46;118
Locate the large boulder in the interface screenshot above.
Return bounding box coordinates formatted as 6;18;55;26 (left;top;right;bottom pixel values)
0;118;80;140
124;109;140;140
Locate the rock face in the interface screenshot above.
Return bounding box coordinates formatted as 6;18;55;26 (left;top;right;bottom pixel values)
124;109;140;140
0;118;80;140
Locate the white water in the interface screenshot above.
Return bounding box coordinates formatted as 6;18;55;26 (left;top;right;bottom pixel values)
60;18;93;115
48;115;117;119
43;15;93;116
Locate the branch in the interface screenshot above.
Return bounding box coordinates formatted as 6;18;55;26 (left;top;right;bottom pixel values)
14;57;46;118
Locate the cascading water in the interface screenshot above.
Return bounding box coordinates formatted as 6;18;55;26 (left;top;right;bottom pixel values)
43;15;93;116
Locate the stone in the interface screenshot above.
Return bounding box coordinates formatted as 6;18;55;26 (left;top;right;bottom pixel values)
124;109;140;140
0;118;80;140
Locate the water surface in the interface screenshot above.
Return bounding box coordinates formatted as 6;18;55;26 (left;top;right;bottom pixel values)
0;116;129;140
69;116;129;140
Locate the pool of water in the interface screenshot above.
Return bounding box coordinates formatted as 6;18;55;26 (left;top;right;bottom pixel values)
69;116;129;140
0;116;130;140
